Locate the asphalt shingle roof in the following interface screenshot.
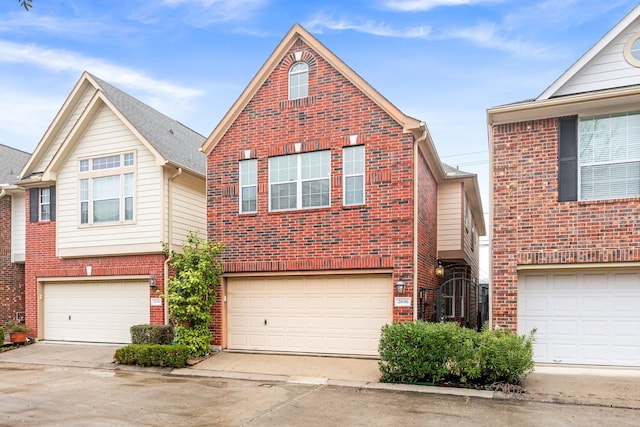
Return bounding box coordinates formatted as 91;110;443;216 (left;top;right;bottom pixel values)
89;73;206;176
0;144;30;185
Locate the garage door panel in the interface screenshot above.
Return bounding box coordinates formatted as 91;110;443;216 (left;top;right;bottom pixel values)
44;281;149;344
227;274;392;356
520;270;640;367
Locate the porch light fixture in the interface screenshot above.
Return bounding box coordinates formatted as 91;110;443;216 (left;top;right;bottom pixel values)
394;279;406;294
435;261;445;278
149;275;157;290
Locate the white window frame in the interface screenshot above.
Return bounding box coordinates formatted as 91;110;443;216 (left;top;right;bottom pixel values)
39;187;50;221
269;151;330;211
343;145;365;206
288;62;308;100
578;112;640;201
78;152;136;225
239;159;257;214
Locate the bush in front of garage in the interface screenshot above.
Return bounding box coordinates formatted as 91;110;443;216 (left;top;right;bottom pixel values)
378;321;534;386
114;344;190;368
130;324;174;345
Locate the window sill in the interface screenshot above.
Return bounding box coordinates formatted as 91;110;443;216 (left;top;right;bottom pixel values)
577;196;640;206
268;206;331;215
342;204;366;210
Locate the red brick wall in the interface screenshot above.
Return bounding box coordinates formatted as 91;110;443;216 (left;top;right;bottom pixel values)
207;39;437;344
492;118;640;329
24;190;167;337
417;151;439;318
0;196;25;327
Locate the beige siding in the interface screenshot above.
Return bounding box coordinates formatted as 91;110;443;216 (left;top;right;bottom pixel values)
555;22;640;96
168;172;206;247
437;182;463;252
35;86;96;173
11;192;25;263
463;192;480;278
56;104;163;257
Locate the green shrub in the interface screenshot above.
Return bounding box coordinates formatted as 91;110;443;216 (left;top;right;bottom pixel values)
114;344;190;368
378;321;534;386
0;327;4;343
478;326;535;384
174;325;211;357
130;324;174;345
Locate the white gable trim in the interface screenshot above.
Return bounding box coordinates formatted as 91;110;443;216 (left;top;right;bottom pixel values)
538;4;640;100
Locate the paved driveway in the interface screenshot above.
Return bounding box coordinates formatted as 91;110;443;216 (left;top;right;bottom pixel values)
2;364;640;427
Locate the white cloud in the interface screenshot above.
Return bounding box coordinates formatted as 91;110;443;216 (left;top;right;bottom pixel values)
0;12;130;38
305;15;431;38
382;0;504;12
158;0;269;25
0;40;202;100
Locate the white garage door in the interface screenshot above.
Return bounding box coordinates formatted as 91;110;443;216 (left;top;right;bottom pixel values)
519;270;640;367
44;281;150;343
227;274;393;356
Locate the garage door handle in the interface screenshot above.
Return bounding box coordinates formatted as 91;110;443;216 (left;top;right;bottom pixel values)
69;315;71;321
264;319;267;326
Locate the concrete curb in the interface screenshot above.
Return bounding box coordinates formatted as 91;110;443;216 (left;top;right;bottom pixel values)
168;368;496;399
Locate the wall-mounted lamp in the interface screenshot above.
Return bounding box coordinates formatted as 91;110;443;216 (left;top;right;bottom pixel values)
149;275;157;290
435;261;445;278
394;279;406;294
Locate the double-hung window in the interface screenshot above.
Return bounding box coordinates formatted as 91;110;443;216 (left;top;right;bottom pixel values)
40;187;51;221
269;151;330;211
79;152;135;225
579;112;640;200
239;159;257;213
343;145;364;205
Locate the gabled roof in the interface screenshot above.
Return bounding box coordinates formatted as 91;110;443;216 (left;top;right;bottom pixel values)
201;23;422;155
0;144;30;186
20;72;205;182
538;4;640;100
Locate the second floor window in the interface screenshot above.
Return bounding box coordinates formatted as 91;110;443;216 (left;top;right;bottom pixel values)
269;151;330;211
289;62;308;100
40;187;51;221
239;159;257;213
79;152;135;225
343;145;365;205
579;112;640;200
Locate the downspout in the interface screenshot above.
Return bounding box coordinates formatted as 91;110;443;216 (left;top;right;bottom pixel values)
412;122;429;321
164;167;183;325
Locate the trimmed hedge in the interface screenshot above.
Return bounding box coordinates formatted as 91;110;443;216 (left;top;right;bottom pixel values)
130;324;174;345
114;344;190;368
378;322;534;385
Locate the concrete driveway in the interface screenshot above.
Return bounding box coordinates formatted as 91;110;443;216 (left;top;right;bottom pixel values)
2;341;640;409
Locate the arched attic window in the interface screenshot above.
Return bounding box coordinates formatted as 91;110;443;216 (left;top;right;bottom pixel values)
288;62;308;100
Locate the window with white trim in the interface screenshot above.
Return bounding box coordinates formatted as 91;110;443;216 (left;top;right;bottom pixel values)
79;152;136;225
579;112;640;200
40;187;51;221
239;159;257;213
269;151;330;211
343;145;364;205
288;62;308;100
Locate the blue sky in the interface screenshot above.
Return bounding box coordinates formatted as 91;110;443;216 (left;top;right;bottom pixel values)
1;0;638;220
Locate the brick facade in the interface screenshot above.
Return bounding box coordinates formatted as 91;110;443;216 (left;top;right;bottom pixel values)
492;118;640;329
207;39;439;345
24;190;166;337
0;196;25;328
